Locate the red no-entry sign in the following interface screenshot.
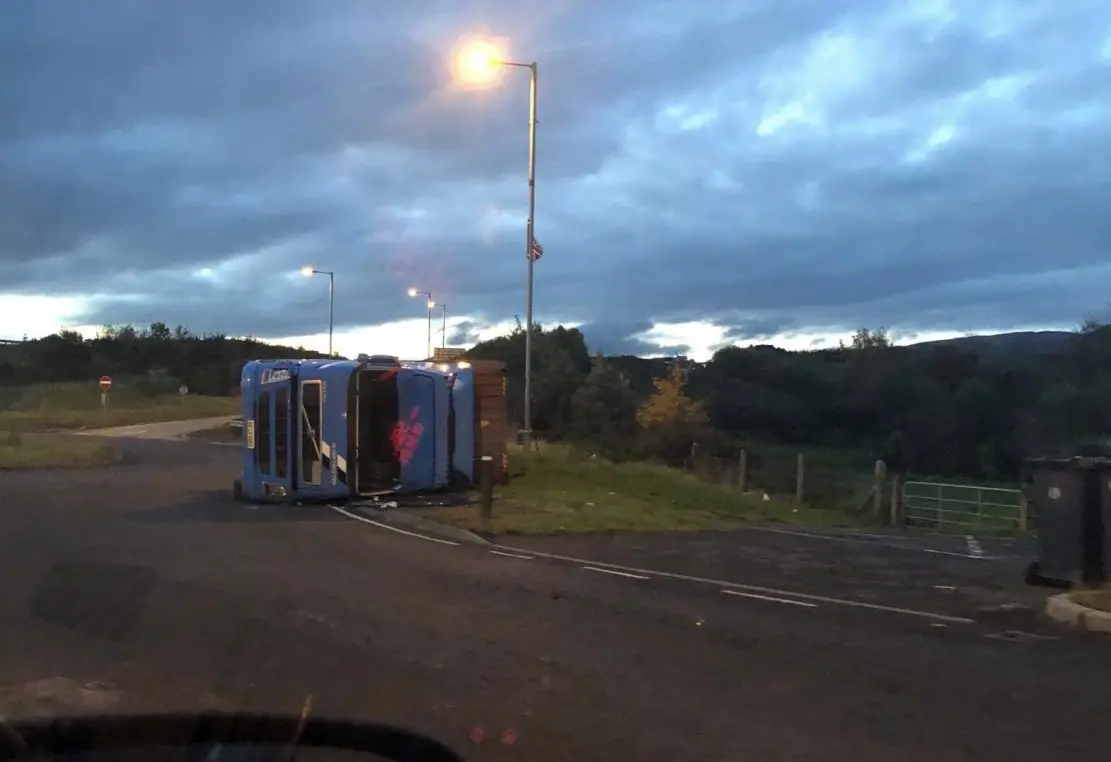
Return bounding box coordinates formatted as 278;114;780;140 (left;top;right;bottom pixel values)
99;376;112;391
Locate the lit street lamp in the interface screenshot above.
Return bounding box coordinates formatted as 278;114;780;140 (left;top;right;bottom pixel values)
301;266;335;356
407;287;435;359
456;39;540;446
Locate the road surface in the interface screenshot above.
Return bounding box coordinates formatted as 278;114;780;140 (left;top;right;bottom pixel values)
1;436;1109;761
74;416;237;440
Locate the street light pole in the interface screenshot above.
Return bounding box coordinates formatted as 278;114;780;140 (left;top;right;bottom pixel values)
441;303;448;350
455;44;540;444
326;271;334;356
495;60;538;446
302;267;335;356
426;299;434;359
523;62;538;448
407;288;434;359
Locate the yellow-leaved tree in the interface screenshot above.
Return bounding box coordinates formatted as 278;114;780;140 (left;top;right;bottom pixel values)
637;365;707;428
634;365;710;466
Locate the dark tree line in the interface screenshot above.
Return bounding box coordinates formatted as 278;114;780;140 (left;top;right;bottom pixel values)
466;322;1111;482
0;323;325;397
7;318;1111;482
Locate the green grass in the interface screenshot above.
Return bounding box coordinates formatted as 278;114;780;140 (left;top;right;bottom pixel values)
0;432;120;469
1069;589;1111;613
0;380;240;432
425;443;867;535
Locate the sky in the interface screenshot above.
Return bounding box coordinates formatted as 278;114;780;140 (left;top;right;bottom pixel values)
3;0;1110;360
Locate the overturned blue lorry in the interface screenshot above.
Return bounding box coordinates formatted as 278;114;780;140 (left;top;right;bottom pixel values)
233;354;508;503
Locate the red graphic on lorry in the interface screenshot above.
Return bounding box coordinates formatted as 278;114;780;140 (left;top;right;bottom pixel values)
391;406;424;466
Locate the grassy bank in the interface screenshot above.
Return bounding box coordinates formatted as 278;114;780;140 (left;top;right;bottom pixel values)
425;443;866;534
0;433;119;469
0;380;239;432
1070;589;1111;613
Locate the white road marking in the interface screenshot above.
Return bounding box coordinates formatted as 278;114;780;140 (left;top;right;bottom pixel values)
721;589;817;608
333;506;978;624
325;504;460;546
744;526;863;544
496;544;975;624
490;550;533;560
923;548;994;560
934;585;956;591
582;566;650;580
747;525;999;559
964;535;984;558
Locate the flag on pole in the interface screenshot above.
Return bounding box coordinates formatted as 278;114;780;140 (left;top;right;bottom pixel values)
528;237;544;262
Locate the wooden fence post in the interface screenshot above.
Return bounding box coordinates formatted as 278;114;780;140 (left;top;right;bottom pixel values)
889;473;901;527
738;449;748;492
795;453;805;503
479;456;494;524
873;460;887;520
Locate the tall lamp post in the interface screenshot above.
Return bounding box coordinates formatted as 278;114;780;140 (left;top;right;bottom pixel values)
440;303;448;350
407;287;435;359
301;266;335;356
456;40;540;445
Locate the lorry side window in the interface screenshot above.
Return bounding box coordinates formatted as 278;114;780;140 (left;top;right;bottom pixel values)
275;385;289;479
258;389;272;474
301;380;323;484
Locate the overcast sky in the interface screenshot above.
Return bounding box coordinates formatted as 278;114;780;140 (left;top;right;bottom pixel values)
3;0;1110;358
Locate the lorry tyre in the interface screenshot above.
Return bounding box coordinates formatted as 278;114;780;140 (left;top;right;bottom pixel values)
232;478;245;503
1024;560;1044;587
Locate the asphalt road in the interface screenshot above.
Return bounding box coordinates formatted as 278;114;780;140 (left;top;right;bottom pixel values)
2;434;1110;761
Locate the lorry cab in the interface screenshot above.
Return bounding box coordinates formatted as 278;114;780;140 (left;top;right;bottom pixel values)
236;355;498;504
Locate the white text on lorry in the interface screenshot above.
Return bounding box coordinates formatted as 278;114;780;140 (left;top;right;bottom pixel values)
260;369;291;384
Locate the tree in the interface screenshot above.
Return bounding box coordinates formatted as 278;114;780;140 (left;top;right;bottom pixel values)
466;323;590;436
635;365;710;466
637;365;707;428
568;355;639;459
147;322;172;341
841;327;892;350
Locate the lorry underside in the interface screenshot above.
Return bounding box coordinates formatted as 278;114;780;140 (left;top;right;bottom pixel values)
350;368;401;495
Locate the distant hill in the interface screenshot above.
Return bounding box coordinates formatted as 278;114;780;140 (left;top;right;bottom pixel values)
909;330;1076;357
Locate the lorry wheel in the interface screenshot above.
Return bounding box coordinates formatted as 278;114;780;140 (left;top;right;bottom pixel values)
1024;560;1044;587
232;478;245;503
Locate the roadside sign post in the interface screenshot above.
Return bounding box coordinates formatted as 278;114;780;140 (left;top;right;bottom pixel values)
99;376;112;414
178;384;189;406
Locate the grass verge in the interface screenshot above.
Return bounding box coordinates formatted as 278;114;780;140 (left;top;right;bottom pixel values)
0;433;120;469
1069;589;1111;613
425;443;866;534
0;392;239;432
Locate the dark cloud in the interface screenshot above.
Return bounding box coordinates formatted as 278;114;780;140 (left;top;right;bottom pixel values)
447;321;483;346
2;0;1110;353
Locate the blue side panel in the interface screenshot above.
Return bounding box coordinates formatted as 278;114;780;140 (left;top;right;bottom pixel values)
240;361;260;497
396;370;440;491
294;364;351;501
450;368;476;484
320;363;353;496
238;359;299;501
430;373;449;487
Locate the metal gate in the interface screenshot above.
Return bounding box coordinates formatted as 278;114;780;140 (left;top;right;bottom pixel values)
902;481;1026;531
